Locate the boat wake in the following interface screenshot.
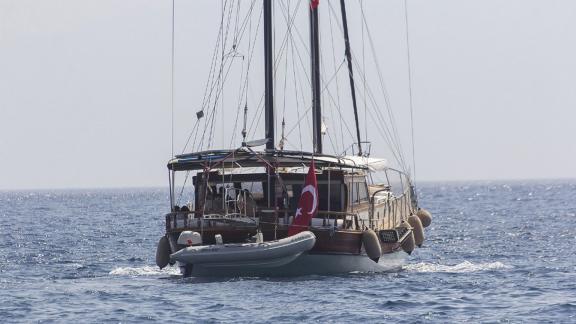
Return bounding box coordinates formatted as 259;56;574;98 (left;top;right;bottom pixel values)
404;261;511;273
109;266;180;277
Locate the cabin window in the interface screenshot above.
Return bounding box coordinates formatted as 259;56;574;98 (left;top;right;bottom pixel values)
196;181;266;210
319;183;345;212
350;182;369;204
284;183;344;212
241;181;264;202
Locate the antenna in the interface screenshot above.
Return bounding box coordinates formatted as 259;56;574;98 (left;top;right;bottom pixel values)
279;118;286;151
241;103;248;146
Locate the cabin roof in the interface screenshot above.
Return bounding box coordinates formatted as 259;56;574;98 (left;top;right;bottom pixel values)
167;148;385;172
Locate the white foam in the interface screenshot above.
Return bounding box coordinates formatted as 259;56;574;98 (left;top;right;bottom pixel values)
109;265;181;276
404;261;511;273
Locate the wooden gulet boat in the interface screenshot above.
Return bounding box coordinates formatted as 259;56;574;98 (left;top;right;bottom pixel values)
155;0;432;277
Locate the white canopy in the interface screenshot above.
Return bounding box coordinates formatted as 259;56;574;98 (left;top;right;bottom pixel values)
341;156;387;172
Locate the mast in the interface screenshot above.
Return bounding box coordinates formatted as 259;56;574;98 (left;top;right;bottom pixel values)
263;0;275;207
340;0;363;156
310;0;322;154
264;0;274;151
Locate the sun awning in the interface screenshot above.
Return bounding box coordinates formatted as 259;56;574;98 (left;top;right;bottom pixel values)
166;149;383;172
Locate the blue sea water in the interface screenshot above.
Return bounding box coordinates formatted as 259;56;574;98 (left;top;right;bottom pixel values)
1;181;575;323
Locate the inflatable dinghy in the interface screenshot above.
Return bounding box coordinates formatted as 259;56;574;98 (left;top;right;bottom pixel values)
170;231;316;267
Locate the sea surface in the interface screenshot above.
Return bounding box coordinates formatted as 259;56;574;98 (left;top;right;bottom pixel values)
1;181;575;323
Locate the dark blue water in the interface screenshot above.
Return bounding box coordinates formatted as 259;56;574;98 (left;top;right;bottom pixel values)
1;181;575;323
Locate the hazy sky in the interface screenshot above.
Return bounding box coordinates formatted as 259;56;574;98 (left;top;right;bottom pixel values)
1;0;575;190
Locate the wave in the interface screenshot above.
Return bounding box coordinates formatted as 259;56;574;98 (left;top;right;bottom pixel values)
109;266;181;276
404;261;511;273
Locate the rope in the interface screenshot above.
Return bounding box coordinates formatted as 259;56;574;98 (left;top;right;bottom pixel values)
327;7;344;152
404;0;417;183
170;0;175;158
360;0;368;147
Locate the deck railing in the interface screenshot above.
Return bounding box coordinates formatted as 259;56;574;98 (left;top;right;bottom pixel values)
166;168;417;233
368;168;416;230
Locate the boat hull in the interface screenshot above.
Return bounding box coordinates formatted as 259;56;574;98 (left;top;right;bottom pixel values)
179;250;408;277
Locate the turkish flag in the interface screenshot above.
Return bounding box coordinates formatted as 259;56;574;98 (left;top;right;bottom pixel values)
310;0;320;10
288;159;318;236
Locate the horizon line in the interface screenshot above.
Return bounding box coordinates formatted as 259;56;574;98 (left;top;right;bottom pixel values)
1;176;575;192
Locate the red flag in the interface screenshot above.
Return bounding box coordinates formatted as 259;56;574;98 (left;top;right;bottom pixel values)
310;0;320;9
288;159;318;236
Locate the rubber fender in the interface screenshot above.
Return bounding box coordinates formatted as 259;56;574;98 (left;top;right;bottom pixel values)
416;208;432;228
362;230;382;262
156;236;171;269
407;214;425;247
401;231;415;255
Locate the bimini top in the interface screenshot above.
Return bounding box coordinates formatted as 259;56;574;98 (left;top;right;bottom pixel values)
167;148;387;172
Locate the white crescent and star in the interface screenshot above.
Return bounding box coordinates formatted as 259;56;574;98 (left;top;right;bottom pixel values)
294;185;317;219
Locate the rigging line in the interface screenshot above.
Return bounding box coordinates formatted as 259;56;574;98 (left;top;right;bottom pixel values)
347;57;406;167
176;170;191;205
360;0;368;146
326;1;406;164
326;129;338;154
233;4;262;141
273;0;278;145
280;0;292;126
280;17;354;143
204;4;245;136
170;0;175;158
283;45;358;148
281;35;288;135
246;92;265;138
229;56;247;148
404;0;416;180
199;0;253;117
288;31;313;143
284;106;312;141
356;74;407;169
319;20;339;155
320;59;346;97
232;10;260;146
200;0;225;149
290;25;304;151
231;4;264;141
181;119;199;154
247;2;306;142
363;95;405;168
352;7;400;147
274;0;303;72
198;1;258;151
248;0;344;149
199;3;234;151
277;2;356;145
226;0;259;55
347;44;408;169
229;2;259;147
199;6;226;113
328;7;345;152
358;11;405;156
217;0;235;149
232;0;241;45
404;0;417;181
220;0;225;149
229;46;246;148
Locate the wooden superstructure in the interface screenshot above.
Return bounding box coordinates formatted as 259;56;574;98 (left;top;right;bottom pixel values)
163;150;417;270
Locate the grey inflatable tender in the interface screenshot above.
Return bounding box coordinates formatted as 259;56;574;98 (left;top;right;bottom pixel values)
170;231;316;265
